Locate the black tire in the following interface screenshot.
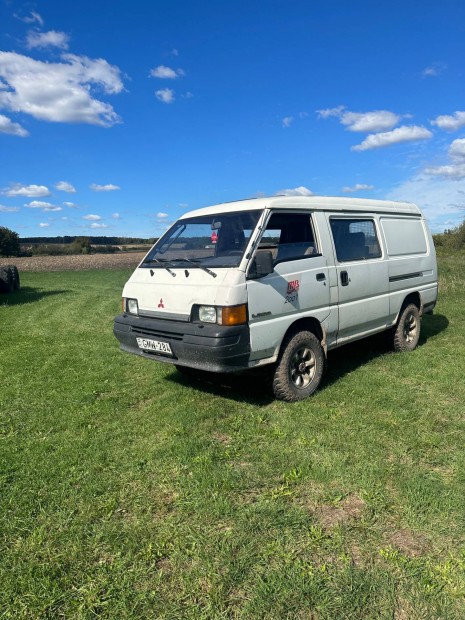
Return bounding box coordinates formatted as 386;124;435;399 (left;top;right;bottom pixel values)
272;330;325;402
392;303;421;352
7;265;20;290
0;267;13;294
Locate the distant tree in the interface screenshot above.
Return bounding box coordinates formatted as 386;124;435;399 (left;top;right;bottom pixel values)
433;218;465;251
0;226;20;257
71;237;92;254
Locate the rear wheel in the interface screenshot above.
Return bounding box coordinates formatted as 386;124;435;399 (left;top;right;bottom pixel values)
272;330;325;402
7;265;20;290
392;303;421;352
0;267;13;293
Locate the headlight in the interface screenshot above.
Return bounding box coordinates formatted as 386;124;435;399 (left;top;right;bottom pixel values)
197;304;247;325
199;305;217;323
123;298;139;315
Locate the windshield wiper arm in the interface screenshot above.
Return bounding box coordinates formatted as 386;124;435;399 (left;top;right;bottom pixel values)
144;258;176;277
179;258;217;278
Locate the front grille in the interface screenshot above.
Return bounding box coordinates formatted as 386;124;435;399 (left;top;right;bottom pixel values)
130;325;183;341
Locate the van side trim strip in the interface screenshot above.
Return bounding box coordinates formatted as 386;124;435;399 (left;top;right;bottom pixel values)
389;272;422;282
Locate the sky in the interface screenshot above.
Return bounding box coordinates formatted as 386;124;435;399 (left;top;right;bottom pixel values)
0;0;464;238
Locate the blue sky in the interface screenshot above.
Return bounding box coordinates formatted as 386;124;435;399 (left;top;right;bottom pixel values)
1;0;464;237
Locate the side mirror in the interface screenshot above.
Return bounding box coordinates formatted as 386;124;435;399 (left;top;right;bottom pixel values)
248;251;273;279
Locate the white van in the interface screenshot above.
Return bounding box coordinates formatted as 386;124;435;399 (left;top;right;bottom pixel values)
114;196;438;401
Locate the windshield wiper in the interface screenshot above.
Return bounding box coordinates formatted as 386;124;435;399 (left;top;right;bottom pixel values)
144;258;176;277
175;258;217;278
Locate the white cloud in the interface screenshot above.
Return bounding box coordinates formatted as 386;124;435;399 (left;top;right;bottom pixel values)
26;30;70;50
25;200;55;208
83;214;102;221
424;139;465;180
39;222;50;228
277;186;313;196
431;111;465;132
0;52;124;128
15;11;44;26
150;65;184;79
341;110;400;133
0;205;20;212
0;113;29;137
4;184;51;197
424;164;465;180
317;106;345;119
282;116;294;128
90;222;108;228
352;126;433;151
155;88;175;104
342;183;375;193
318;106;401;132
56;181;76;193
386;174;465;231
422;62;447;77
112;212;121;219
157;212;169;218
90;183;120;191
449;138;465;161
24;200;62;212
63;201;77;208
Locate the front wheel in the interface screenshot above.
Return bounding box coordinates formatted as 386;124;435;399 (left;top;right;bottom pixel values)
392;303;421;352
272;330;325;402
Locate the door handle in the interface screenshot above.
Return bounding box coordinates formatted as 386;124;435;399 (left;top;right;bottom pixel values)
340;271;350;286
316;272;326;282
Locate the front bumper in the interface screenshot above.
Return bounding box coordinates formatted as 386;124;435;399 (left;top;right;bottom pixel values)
113;313;251;373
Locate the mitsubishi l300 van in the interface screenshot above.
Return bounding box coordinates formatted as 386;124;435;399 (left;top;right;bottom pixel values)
113;196;438;401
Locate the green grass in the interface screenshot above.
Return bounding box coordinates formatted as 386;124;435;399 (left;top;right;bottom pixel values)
1;258;465;619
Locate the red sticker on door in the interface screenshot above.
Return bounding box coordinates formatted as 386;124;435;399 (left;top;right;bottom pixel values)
287;280;300;294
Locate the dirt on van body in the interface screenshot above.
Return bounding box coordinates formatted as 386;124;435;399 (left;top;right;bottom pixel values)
0;252;146;272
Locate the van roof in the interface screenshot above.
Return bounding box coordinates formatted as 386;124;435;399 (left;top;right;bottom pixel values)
180;195;422;219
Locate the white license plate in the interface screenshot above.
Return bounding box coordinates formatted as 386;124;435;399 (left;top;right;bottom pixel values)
136;337;173;355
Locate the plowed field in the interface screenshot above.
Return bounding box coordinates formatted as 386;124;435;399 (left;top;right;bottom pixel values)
0;252;145;272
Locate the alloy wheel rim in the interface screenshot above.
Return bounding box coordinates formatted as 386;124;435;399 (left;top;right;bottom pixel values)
404;313;418;343
290;346;316;389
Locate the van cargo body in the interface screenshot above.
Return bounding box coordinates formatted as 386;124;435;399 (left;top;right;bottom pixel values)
114;196;438;401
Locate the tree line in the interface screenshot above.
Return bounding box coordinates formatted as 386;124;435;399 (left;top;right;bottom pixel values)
20;235;154;245
0;226;157;257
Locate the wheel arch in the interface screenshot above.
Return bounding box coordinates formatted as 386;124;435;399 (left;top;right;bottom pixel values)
278;316;326;356
396;291;422;322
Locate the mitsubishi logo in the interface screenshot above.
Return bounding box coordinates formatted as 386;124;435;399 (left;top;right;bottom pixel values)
158;298;164;308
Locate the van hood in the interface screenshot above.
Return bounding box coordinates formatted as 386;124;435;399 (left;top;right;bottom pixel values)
122;266;246;321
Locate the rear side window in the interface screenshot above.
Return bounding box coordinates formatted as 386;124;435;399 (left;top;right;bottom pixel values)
381;218;427;256
330;218;381;262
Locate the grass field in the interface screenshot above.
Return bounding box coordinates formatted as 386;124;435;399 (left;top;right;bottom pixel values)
1;256;464;619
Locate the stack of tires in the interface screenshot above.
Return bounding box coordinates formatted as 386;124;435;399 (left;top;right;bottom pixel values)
0;265;20;294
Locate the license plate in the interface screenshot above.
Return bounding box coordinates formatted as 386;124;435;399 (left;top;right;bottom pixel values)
136;337;173;356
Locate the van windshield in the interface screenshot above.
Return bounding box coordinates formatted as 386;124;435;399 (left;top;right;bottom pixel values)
142;210;262;269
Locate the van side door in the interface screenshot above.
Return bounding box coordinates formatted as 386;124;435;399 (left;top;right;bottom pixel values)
328;216;389;343
246;211;331;361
